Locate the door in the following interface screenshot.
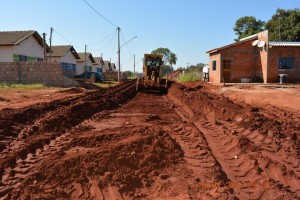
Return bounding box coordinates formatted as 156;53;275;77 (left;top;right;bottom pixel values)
223;60;231;82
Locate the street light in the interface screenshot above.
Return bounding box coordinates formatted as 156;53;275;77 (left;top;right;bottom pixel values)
117;27;137;82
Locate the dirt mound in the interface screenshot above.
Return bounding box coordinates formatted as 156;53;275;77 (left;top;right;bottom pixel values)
1;80;299;199
167;81;300;199
7;127;183;199
0;81;136;176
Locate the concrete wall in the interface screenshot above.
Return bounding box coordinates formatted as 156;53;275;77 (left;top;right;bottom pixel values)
269;46;300;83
0;46;13;62
0;62;63;87
13;35;44;60
60;50;77;64
0;35;44;62
76;58;93;75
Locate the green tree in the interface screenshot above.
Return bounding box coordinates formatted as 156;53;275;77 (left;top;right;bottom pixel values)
151;47;178;75
265;8;300;41
161;65;173;76
151;47;171;64
168;52;177;69
234;16;265;41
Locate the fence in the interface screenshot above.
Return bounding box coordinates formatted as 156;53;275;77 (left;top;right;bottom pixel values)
0;62;63;87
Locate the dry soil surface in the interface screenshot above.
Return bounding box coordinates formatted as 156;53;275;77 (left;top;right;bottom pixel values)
0;81;299;199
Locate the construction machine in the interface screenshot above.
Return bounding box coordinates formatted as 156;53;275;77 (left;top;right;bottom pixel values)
136;54;168;92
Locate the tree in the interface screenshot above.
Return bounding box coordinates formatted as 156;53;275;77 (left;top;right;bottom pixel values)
161;65;173;76
265;8;300;41
234;16;265;41
168;52;177;69
151;47;171;64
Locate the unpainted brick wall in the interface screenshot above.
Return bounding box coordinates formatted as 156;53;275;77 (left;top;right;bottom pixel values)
0;62;63;87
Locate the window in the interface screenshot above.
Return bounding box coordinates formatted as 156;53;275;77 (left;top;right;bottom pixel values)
72;64;77;72
279;57;294;69
65;63;72;71
97;68;103;73
19;55;27;61
37;58;43;61
212;60;217;70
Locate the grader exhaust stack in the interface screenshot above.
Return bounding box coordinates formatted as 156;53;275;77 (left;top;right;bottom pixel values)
136;54;168;93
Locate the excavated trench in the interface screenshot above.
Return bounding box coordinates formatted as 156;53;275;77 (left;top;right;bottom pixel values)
0;81;299;199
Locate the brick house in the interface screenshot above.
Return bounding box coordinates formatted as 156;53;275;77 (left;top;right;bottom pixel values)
76;52;96;75
0;30;48;62
206;30;300;83
93;57;105;73
47;45;80;78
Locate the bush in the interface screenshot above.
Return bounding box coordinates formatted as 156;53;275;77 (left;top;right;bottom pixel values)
177;72;203;82
0;83;46;89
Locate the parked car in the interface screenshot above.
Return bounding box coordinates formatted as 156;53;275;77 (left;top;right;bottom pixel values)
74;72;105;82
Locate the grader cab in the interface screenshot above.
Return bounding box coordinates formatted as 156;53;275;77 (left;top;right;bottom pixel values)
136;54;168;92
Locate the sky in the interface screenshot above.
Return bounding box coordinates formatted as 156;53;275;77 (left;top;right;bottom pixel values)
0;0;299;72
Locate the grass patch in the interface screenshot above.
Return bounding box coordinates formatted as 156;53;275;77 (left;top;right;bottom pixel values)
0;83;46;89
177;73;202;82
94;81;120;88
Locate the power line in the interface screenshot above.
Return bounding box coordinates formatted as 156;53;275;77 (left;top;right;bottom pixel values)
81;0;117;28
89;29;117;51
52;28;84;50
87;30;115;46
121;30;134;56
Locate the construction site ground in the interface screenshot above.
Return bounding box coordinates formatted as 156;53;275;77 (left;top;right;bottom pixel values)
0;81;299;199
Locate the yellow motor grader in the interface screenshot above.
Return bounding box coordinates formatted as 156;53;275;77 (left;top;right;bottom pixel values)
136;54;168;92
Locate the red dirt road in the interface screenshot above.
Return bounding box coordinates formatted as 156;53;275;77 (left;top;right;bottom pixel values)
0;81;299;199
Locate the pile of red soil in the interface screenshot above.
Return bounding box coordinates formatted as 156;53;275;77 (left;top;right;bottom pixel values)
8;127;183;199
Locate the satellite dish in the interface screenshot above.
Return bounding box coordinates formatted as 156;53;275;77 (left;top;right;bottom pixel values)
252;40;259;46
257;41;266;48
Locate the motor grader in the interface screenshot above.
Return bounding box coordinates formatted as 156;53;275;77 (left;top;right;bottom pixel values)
136;54;168;93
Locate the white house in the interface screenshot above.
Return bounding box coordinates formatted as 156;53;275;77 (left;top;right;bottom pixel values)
76;52;96;75
93;57;104;73
0;30;47;62
47;45;80;78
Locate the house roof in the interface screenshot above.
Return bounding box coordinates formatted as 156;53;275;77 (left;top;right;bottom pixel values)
77;52;95;63
48;45;80;59
206;34;258;54
0;30;49;50
93;57;104;65
269;42;300;47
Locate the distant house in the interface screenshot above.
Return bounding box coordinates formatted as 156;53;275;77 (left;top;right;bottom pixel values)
103;61;116;72
206;30;300;83
0;30;47;62
93;57;105;73
47;45;80;78
76;52;96;75
111;63;117;71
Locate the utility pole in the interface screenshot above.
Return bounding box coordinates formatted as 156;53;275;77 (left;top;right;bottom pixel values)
134;54;136;77
117;27;121;82
43;33;47;61
49;27;53;62
85;45;87;78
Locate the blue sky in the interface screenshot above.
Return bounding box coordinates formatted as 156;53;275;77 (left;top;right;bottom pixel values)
0;0;299;72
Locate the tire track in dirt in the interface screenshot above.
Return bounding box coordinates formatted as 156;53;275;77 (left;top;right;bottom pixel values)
167;81;300;199
0;81;136;180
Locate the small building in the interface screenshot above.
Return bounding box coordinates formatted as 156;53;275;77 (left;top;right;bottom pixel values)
76;52;96;75
0;30;47;62
47;45;80;78
111;63;117;71
93;57;105;73
103;61;111;72
206;30;300;83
